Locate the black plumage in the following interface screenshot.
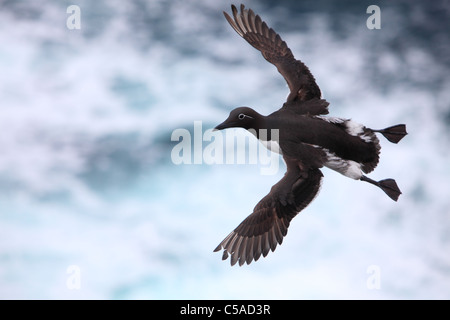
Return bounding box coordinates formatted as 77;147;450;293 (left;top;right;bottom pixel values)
213;4;408;266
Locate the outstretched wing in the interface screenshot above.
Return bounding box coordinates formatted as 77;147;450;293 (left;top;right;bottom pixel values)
214;162;323;266
224;4;323;106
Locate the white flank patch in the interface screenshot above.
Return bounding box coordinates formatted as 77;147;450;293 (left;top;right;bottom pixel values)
343;160;364;180
311;145;363;180
345;120;364;136
316;117;374;143
360;134;374;143
317;116;373;142
315;116;346;124
345;120;375;143
323;148;363;180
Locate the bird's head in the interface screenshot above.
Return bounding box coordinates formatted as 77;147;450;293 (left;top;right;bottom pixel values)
214;107;262;131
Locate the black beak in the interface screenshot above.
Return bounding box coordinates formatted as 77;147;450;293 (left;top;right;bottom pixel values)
214;120;236;131
213;122;226;131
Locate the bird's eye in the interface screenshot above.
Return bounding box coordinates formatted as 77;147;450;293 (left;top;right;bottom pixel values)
238;113;246;120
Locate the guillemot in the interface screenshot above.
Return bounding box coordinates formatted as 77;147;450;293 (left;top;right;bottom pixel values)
213;4;407;266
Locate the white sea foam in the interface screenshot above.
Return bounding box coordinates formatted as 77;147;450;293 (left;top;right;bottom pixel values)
0;0;449;300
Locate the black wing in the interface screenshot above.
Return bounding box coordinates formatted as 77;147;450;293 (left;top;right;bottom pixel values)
224;4;325;111
214;160;323;266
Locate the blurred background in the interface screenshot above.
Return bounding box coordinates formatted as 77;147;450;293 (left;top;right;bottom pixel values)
0;0;449;299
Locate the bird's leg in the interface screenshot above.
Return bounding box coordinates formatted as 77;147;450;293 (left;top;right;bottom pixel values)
371;124;407;144
360;175;402;201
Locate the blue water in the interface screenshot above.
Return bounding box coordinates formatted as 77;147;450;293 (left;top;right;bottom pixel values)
1;0;449;299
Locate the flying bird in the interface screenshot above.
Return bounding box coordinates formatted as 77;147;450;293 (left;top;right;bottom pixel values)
213;4;407;266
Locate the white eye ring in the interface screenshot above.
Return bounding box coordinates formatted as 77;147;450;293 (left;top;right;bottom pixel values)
238;113;246;120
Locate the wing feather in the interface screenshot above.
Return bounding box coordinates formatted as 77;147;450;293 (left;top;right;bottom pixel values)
214;165;323;266
223;4;322;105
